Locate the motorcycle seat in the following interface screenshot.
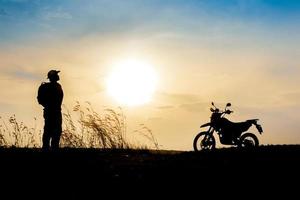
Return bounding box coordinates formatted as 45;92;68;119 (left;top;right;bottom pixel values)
221;118;253;133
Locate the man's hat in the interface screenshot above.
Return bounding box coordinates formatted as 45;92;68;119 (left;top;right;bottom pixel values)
47;70;60;79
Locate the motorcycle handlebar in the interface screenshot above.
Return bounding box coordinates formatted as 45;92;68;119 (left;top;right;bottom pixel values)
225;110;233;114
210;108;233;115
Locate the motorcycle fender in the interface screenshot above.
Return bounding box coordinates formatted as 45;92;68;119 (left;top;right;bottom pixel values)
200;122;211;128
255;123;263;134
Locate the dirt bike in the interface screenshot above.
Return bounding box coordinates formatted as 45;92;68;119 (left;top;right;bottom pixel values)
193;102;263;151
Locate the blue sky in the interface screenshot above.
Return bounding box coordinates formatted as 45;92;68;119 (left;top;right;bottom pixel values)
1;0;300;45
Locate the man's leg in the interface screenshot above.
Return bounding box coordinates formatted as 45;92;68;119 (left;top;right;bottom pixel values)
50;112;62;150
43;110;52;150
42;125;51;150
51;133;61;149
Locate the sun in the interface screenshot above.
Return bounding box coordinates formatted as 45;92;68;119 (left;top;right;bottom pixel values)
106;59;158;106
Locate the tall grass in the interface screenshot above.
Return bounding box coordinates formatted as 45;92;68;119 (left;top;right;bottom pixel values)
0;116;40;148
0;102;159;150
61;102;129;149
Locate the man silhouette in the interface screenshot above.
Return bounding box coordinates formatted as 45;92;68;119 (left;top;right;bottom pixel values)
37;70;64;150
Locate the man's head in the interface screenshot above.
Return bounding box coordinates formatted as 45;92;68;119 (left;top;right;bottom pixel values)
47;70;60;82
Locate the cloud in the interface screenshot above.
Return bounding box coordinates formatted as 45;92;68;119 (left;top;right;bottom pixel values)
147;117;163;122
157;92;201;104
266;65;300;78
155;92;201;110
42;8;72;20
279;91;300;105
155;92;208;112
10;70;40;81
156;105;174;110
179;102;207;113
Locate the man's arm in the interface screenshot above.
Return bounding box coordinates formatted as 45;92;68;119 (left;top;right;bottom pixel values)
59;84;64;106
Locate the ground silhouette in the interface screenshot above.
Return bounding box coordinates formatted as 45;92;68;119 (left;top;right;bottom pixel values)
1;145;299;179
0;145;299;196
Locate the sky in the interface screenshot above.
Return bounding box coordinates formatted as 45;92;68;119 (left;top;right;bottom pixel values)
1;0;300;150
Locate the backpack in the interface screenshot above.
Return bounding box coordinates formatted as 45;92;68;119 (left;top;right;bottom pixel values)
37;82;49;107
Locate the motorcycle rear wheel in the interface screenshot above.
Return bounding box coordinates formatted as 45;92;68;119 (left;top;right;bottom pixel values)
238;132;259;148
193;132;216;151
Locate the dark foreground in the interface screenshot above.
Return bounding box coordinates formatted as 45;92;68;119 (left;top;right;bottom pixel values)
0;145;299;194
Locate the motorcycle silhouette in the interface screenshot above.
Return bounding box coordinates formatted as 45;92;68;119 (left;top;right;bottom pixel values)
193;102;263;151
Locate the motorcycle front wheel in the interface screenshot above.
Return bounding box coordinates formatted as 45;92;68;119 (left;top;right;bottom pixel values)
238;132;259;148
193;132;216;151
